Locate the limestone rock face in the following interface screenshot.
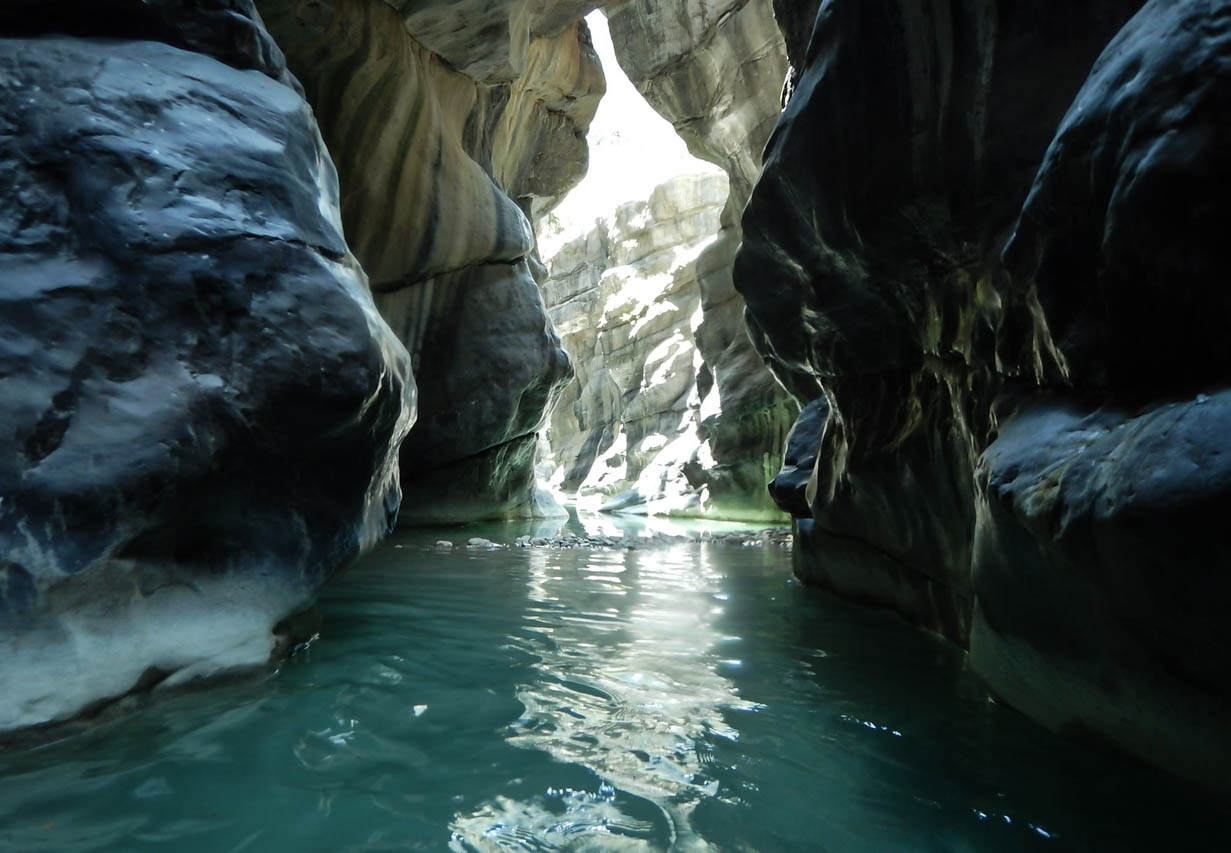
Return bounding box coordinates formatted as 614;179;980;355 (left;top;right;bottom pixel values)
540;172;787;519
607;0;785;206
0;0;415;732
739;0;1231;785
257;0;597;522
604;0;799;518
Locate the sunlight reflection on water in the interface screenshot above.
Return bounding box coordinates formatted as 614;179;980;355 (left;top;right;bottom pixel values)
1;522;1228;852
450;546;760;850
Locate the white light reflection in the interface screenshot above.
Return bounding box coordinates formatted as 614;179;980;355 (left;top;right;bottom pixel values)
450;542;757;850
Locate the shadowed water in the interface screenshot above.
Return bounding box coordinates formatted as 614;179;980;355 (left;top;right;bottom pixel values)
1;519;1227;851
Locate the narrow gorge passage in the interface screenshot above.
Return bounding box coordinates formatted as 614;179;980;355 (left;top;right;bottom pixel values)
2;0;1230;850
534;11;793;523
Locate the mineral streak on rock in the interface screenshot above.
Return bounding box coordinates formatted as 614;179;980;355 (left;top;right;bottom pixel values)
258;0;600;522
0;0;415;732
741;0;1231;787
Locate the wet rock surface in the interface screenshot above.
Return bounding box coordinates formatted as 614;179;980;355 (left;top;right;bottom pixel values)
740;0;1231;787
766;397;826;519
0;0;414;732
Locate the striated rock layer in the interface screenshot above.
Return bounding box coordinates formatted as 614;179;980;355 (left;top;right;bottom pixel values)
540;172;788;519
0;0;415;732
743;0;1231;788
257;0;603;522
601;0;800;519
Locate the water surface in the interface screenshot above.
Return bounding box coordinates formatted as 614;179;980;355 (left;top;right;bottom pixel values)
1;519;1227;851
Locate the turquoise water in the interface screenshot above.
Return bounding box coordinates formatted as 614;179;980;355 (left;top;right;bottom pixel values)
1;518;1227;851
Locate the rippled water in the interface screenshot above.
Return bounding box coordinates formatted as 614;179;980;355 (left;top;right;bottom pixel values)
2;518;1227;852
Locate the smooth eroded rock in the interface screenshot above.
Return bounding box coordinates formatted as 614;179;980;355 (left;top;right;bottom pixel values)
972;393;1231;788
0;3;415;732
604;0;799;519
735;0;1142;634
737;0;1231;786
258;0;592;521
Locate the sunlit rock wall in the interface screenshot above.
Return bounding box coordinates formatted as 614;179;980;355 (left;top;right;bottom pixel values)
258;0;604;522
0;0;415;732
540;172;789;518
742;0;1231;788
604;0;799;518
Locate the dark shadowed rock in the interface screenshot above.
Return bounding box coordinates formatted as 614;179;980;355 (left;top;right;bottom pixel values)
737;0;1231;786
737;0;1142;637
972;393;1231;788
378;261;569;484
770;0;820;100
1001;0;1231;396
971;0;1231;789
0;1;415;732
768;397;826;518
0;0;298;87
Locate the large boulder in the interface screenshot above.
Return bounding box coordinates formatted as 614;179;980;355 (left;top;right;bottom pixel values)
972;0;1231;788
0;0;414;732
972;393;1231;788
741;0;1231;786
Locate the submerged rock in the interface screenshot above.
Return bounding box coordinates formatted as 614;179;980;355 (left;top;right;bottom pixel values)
0;0;414;733
740;0;1231;787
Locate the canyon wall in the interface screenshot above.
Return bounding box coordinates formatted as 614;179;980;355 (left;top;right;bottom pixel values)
601;0;800;518
0;0;414;732
257;0;798;523
257;0;603;523
741;0;1231;788
540;171;795;518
